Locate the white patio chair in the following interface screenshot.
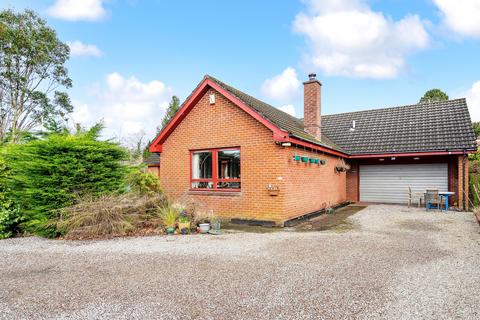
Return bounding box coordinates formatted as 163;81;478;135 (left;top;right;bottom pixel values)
407;187;422;208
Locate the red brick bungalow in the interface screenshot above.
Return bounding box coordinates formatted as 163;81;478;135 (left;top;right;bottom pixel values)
148;74;477;226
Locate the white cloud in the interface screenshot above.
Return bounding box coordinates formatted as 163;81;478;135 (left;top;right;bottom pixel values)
293;0;429;78
67;41;103;57
70;72;172;139
433;0;480;38
261;67;301;103
463;81;480;122
71;101;94;124
278;104;297;117
47;0;107;21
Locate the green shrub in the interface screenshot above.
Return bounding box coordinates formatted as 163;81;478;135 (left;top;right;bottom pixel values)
0;154;10;209
4;133;129;237
0;152;23;238
469;149;480;207
0;207;22;239
470;173;480;207
126;168;162;195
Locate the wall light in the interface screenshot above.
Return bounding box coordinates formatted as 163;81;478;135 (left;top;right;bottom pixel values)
413;157;420;160
379;158;385;161
281;142;291;147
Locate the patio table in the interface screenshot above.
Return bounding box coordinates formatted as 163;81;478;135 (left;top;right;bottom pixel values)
423;191;455;211
439;191;455;211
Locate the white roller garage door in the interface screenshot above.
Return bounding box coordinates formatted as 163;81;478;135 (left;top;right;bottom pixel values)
359;163;448;203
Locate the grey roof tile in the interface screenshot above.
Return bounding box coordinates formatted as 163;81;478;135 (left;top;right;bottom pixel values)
156;75;477;156
144;153;160;165
321;99;477;154
206;75;344;152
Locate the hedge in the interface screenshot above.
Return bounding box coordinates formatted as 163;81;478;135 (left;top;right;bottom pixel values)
3;133;129;237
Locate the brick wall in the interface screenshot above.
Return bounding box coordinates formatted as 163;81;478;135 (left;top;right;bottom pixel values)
346;161;359;202
158;87;346;225
146;166;159;176
457;155;469;210
282;148;346;220
303;80;321;139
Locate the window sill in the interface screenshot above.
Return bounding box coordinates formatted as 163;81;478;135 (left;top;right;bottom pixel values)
188;189;242;196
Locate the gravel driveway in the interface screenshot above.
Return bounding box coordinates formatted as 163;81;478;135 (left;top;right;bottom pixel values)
1;205;479;320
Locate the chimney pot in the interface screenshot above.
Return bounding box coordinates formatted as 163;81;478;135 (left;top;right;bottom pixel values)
308;73;317;81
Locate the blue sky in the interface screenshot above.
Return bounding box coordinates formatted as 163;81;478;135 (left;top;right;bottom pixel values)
1;0;479;141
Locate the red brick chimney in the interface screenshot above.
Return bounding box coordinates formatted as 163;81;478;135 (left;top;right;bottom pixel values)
303;73;322;139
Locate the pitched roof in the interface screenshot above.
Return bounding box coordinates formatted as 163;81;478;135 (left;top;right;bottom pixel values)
152;75;477;156
206;75;343;152
322;99;477;154
144;152;160;165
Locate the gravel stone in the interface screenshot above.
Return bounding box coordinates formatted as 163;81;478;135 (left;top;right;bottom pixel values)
0;205;479;319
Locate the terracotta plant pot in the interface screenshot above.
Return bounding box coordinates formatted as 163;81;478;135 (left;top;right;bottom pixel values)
199;223;211;234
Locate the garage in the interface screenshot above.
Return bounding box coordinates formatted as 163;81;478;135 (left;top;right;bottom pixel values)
359;163;448;203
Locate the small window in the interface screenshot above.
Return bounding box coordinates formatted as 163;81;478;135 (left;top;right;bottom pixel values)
191;148;240;190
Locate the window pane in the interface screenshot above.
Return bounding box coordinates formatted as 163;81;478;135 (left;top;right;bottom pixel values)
192;181;214;189
192;152;212;179
217;181;241;189
217;150;240;179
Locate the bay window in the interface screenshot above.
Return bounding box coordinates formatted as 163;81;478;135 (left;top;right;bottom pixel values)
191;148;240;190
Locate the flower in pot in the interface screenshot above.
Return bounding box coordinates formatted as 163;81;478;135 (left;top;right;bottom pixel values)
178;211;191;234
160;206;179;235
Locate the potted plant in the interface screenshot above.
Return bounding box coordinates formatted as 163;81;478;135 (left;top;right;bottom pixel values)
178;211;191;234
198;220;211;234
208;215;222;235
320;159;327;165
210;215;221;232
293;155;301;161
335;159;351;173
160;206;178;235
301;156;309;163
